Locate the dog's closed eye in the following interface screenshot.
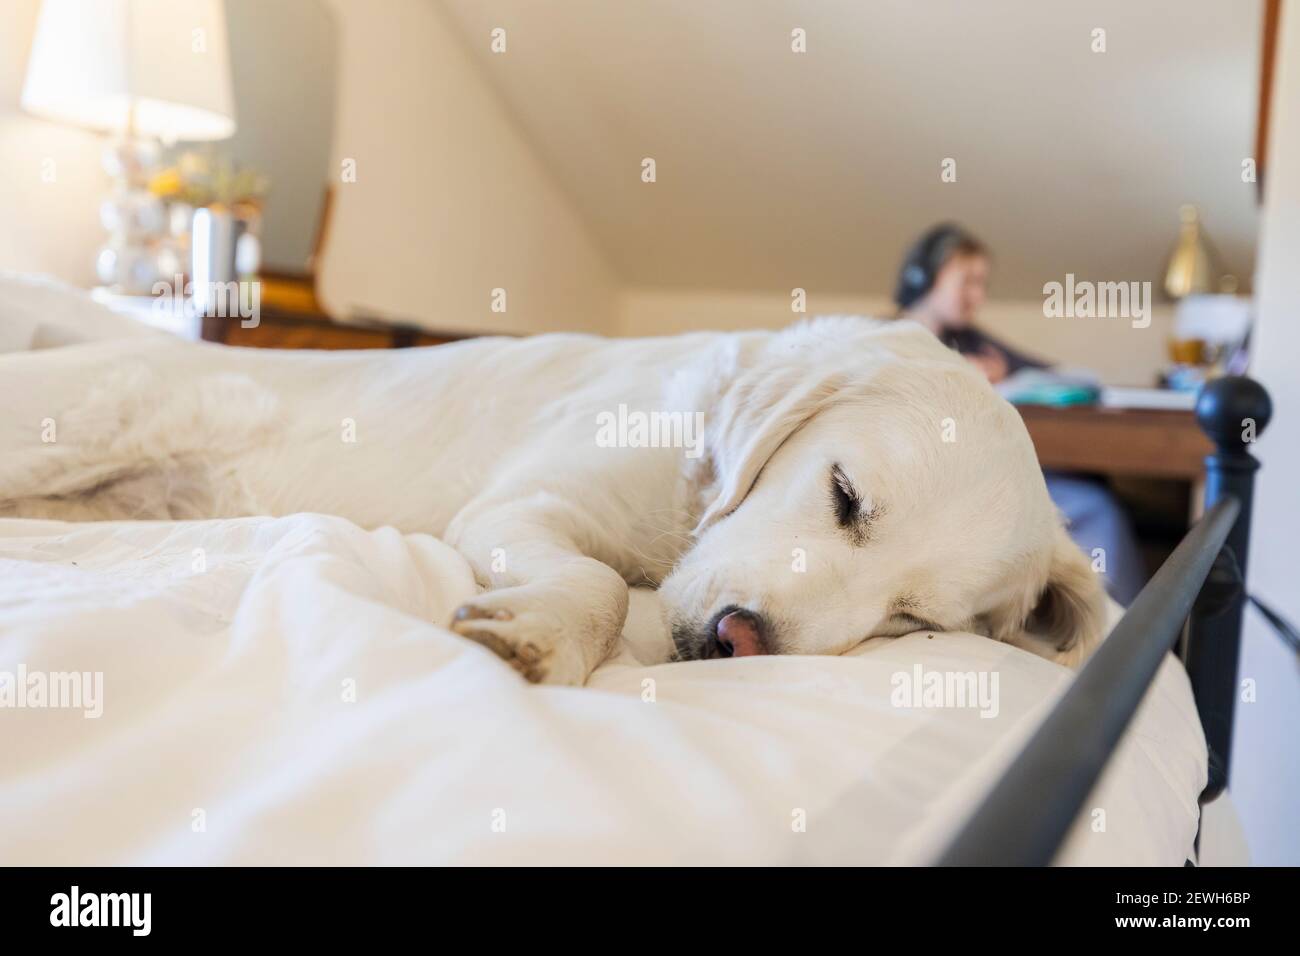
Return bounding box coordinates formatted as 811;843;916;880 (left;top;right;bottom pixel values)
830;463;880;543
830;463;860;527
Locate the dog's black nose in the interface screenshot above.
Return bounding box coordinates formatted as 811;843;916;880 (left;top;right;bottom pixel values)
707;608;767;658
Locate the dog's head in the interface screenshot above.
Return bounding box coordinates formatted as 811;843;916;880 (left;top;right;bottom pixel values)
660;317;1106;667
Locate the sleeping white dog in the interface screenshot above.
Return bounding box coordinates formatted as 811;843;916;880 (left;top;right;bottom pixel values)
0;313;1105;684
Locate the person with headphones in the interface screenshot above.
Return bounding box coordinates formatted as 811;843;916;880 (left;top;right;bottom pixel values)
894;224;1045;383
893;223;1145;605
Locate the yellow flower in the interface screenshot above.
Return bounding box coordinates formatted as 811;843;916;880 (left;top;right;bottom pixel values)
148;168;184;197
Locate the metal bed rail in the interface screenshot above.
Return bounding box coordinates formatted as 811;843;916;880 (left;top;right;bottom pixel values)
937;376;1272;866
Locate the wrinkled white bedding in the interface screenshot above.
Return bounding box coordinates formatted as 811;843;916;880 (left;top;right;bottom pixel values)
0;513;1205;865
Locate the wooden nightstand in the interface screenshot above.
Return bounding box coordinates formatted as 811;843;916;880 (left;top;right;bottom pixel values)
201;307;460;350
199;272;470;350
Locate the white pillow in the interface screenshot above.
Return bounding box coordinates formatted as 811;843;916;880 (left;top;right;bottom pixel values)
0;272;161;352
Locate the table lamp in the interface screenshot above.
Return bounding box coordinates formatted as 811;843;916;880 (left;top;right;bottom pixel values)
21;0;236;293
1162;204;1218;300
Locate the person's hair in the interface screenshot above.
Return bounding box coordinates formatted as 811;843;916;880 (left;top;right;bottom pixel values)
893;223;988;311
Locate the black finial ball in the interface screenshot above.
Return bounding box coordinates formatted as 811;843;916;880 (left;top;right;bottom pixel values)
1195;376;1272;452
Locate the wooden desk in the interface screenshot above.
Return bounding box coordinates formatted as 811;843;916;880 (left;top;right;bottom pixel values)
1017;405;1212;481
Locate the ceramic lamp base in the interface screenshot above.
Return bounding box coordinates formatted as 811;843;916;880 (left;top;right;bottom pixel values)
96;136;170;294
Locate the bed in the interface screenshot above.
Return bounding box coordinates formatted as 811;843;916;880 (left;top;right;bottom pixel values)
0;276;1270;866
0;514;1203;865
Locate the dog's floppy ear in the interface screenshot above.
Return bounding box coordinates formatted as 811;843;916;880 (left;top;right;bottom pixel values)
695;365;845;534
997;526;1109;668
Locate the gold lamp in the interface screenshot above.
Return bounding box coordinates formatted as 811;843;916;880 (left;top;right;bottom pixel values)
1163;205;1218;299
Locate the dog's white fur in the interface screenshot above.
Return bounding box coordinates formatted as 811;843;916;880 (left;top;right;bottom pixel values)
0;316;1106;684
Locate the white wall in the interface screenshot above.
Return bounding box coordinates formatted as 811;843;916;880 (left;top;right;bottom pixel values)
223;0;337;271
440;0;1260;301
620;289;1176;386
1232;0;1300;867
314;0;620;335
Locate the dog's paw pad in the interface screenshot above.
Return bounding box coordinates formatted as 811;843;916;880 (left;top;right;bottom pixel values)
461;630;548;683
450;604;549;682
513;642;543;665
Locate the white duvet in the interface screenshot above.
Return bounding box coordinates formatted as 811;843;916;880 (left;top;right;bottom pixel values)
0;513;1205;866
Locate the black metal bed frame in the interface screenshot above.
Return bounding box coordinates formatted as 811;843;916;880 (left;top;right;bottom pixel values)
938;376;1273;866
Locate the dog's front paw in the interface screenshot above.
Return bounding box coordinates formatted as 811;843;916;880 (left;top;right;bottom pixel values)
450;589;590;685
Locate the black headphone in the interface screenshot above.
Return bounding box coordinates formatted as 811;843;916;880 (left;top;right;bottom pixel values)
894;223;975;310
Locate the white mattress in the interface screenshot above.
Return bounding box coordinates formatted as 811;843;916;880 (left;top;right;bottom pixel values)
0;513;1206;865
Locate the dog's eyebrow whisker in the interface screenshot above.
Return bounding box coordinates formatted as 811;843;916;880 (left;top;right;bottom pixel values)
642;506;697;520
643;530;693;549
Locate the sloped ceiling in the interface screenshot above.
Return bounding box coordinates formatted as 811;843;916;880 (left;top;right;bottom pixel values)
438;0;1262;298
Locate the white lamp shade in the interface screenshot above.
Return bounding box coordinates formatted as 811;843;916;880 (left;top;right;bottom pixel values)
21;0;236;142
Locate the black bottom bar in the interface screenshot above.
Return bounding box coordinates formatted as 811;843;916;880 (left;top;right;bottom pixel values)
0;865;1280;940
